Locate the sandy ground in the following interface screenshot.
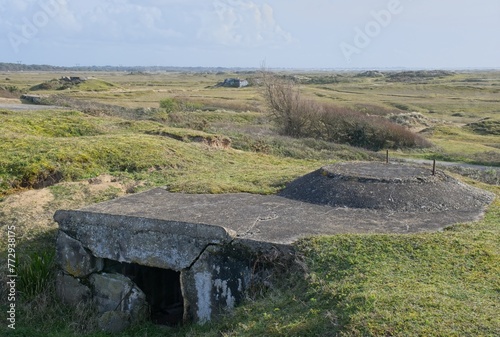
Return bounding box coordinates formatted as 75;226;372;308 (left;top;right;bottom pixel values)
0;97;21;104
0;97;63;111
0;103;64;111
0;175;134;244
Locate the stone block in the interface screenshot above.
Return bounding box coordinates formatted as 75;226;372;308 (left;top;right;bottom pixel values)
57;231;103;278
98;311;131;334
90;273;149;323
55;272;91;306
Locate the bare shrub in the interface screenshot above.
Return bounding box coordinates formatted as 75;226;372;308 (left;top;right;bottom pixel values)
261;71;310;137
260;70;431;151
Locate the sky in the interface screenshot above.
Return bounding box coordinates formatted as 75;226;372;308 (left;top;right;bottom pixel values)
0;0;499;69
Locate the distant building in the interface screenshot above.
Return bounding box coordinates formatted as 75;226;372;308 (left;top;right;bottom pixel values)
220;78;249;88
60;76;87;84
21;94;46;104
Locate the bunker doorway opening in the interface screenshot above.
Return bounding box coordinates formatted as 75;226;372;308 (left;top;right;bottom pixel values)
104;259;184;326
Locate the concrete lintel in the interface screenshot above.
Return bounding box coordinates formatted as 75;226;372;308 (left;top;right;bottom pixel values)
55;211;236;270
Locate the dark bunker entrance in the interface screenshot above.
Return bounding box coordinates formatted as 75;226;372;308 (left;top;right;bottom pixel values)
104;259;184;326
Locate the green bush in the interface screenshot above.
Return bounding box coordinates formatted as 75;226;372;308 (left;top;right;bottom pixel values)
160;97;204;113
159;98;179;113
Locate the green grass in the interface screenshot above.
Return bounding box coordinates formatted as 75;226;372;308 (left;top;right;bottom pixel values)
295;219;500;336
209;191;500;337
0;110;103;137
16;250;55;301
1;70;499;336
3;189;498;337
0;109;321;197
76;79;118;92
392;125;500;166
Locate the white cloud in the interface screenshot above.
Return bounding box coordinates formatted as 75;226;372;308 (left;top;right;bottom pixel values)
0;0;182;46
197;0;293;47
62;1;182;42
1;0;498;68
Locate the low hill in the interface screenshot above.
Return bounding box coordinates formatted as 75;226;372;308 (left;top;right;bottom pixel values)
30;77;117;92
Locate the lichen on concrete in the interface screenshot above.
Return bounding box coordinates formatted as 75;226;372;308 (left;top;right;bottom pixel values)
193;271;212;323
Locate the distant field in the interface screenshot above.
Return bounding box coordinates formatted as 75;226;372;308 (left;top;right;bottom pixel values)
2;69;498;166
0;69;499;336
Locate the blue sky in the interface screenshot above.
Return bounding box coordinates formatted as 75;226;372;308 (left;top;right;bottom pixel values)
0;0;499;69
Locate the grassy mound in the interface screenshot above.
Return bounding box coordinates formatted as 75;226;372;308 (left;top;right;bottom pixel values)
77;79;117;91
30;78;116;92
0;109;318;196
466;118;500;136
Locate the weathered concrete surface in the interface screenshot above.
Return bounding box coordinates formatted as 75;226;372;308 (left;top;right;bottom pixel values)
55;210;235;270
181;245;251;323
56;178;494;246
280;162;494;212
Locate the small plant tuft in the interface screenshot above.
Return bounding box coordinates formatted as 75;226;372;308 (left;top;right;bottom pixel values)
17;250;55;301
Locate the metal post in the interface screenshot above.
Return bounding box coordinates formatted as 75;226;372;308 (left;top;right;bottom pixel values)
386;150;389;164
432;159;436;176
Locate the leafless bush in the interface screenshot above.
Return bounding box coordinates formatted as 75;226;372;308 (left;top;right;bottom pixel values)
260;70;431;150
261;70;311;137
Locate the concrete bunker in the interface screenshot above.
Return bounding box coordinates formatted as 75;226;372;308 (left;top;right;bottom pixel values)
54;162;495;332
54;211;262;331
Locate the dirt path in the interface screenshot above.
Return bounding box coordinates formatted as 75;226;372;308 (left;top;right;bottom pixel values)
401;158;499;172
0;103;63;111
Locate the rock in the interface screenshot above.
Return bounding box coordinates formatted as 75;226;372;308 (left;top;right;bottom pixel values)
88;177;102;185
90;273;149;323
20;94;46;104
126;285;150;323
56;272;91;306
56;231;103;277
98;311;131;334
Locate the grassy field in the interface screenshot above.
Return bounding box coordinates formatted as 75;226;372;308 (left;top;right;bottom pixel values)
0;70;499;336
